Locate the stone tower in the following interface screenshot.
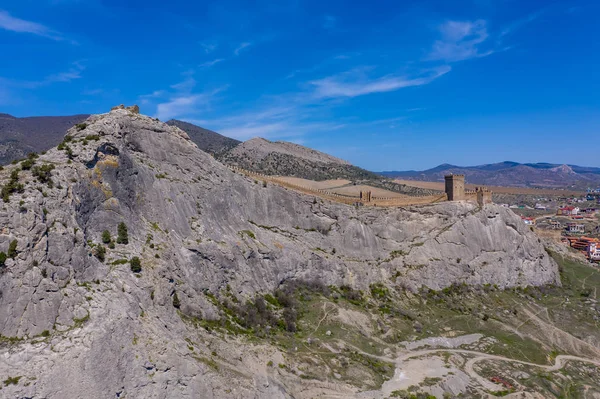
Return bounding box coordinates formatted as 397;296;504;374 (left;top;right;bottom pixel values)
445;174;465;201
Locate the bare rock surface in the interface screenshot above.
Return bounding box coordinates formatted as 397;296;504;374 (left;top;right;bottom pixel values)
0;108;559;398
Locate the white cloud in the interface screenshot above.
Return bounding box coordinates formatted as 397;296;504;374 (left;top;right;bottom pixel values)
0;10;66;41
234;42;252;56
428;19;493;62
199;58;224;68
309;66;450;98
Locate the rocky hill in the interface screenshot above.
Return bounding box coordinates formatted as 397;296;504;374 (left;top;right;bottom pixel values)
0;108;576;398
382;161;600;190
0;113;89;164
166;119;240;156
219;137;379;181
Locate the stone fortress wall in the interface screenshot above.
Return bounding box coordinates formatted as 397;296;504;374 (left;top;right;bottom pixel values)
230;166;492;208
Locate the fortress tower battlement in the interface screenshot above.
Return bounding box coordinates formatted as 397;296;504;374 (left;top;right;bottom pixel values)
445;174;465;201
445;175;493;206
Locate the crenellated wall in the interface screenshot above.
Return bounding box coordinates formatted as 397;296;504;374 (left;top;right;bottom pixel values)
229;167;491;208
230;166;448;207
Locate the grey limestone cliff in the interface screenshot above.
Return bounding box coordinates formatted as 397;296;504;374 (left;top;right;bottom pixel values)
0;108;559;398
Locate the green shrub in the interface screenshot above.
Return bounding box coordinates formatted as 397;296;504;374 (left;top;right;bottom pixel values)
117;222;129;245
31;164;55;185
3;376;21;386
0;252;6;267
130;256;141;273
95;245;106;262
101;230;111;244
7;240;17;259
75;123;87;131
1;169;24;202
20;158;35;170
173;291;181;308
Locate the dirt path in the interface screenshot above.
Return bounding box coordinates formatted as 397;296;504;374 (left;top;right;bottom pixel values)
353;340;600;398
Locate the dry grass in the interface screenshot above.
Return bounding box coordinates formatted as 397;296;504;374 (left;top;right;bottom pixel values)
276;177;406;198
329;184;409;198
276;176;351;190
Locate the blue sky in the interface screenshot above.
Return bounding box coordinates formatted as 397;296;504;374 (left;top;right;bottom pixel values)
1;0;598;170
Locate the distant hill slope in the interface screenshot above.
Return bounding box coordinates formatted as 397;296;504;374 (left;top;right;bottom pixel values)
0;113;89;164
166;119;240;156
219;137;379;181
381;161;600;189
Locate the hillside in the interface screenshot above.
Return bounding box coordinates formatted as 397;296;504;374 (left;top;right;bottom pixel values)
0;113;89;164
166;119;241;156
382;161;600;190
2;108;597;398
219;137;379;181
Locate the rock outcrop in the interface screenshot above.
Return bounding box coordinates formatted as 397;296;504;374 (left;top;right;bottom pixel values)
0;108;559;398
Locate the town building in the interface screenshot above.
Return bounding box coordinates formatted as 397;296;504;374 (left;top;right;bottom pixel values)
558;206;580;216
567;222;585;233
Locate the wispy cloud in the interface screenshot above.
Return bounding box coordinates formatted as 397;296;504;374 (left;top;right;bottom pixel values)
2;61;85;89
82;88;104;96
155;86;227;121
308;66;450;99
234;42;252;56
428;19;493;62
217;120;343;141
43;62;84;84
0;10;67;42
199;58;224;68
0;86;12;106
200;41;218;54
285;53;359;80
139;90;167;105
323;15;337;30
500;10;542;37
170;77;196;92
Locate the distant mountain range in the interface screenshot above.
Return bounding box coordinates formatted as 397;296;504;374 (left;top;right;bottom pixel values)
381;162;600;189
0;113;89;164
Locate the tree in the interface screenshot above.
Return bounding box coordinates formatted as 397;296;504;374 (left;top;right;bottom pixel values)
117;222;128;245
95;245;106;262
7;240;18;259
130;256;141;273
101;230;111;244
172;292;181;309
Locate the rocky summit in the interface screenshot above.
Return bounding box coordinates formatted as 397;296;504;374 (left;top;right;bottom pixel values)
0;108;561;398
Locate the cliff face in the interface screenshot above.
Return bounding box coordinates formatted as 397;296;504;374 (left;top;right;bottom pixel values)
0;109;559;398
